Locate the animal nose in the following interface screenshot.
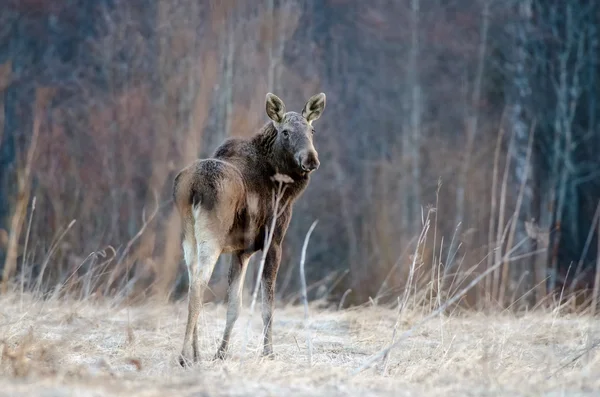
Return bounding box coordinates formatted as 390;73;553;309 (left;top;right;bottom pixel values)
298;152;320;172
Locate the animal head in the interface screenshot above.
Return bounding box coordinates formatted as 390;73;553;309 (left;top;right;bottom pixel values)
265;92;326;177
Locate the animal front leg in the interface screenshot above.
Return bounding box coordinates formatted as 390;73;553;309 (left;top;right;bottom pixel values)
261;243;281;358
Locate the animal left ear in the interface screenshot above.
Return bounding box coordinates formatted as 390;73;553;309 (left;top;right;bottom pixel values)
302;93;326;125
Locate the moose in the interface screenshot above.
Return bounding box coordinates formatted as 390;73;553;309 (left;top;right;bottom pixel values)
173;92;326;366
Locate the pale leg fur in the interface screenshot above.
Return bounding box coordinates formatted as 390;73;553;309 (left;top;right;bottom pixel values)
216;252;251;359
180;206;221;366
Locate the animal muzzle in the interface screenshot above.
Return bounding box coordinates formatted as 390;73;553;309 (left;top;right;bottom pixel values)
296;150;320;173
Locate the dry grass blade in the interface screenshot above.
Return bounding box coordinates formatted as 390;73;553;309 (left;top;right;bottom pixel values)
351;239;533;376
0;287;598;396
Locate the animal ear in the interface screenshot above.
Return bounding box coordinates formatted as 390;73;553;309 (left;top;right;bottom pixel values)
302;93;326;125
266;93;286;123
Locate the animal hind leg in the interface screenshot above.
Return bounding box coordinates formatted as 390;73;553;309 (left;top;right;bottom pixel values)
215;251;251;360
179;212;197;366
179;206;221;367
180;244;220;366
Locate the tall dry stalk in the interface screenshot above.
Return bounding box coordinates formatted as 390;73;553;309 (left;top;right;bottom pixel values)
19;196;35;309
429;179;441;311
399;214;430;312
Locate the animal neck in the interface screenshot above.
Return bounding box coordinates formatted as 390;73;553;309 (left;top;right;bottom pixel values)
252;121;278;157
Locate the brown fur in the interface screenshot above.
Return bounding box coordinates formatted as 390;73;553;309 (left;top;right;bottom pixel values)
173;93;326;365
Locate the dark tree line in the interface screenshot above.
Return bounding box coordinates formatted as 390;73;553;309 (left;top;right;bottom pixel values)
1;0;599;309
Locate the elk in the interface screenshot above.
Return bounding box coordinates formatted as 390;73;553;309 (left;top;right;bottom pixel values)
173;92;326;366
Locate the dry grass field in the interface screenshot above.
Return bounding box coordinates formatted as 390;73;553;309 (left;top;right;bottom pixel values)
1;291;599;397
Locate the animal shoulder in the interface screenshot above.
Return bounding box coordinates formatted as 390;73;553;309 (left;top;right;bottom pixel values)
211;137;270;184
213;137;256;159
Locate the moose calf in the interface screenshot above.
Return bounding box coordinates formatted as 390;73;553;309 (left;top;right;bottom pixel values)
173;92;326;366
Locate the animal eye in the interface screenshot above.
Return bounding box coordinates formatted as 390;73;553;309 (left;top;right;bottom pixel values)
282;129;289;137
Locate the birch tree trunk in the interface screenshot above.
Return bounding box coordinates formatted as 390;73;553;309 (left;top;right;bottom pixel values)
498;0;535;307
222;7;235;141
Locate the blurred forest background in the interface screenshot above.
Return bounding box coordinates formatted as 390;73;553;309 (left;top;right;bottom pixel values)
1;0;599;310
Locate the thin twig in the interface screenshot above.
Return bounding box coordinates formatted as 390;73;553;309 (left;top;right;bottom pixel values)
381;296;401;375
299;220;318;367
430;179;441;312
338;289;352;310
591;219;600;315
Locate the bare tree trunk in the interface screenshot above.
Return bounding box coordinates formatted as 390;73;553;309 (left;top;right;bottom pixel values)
547;1;586;301
456;0;489;229
499;0;534;307
266;0;275;91
222;8;235;140
0;62;9;149
403;0;421;236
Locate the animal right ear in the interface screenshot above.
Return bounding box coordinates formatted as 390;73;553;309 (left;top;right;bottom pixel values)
266;93;286;124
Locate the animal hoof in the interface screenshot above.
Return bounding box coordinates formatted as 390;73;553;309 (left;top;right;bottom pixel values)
262;350;275;360
179;353;194;368
179;356;188;367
